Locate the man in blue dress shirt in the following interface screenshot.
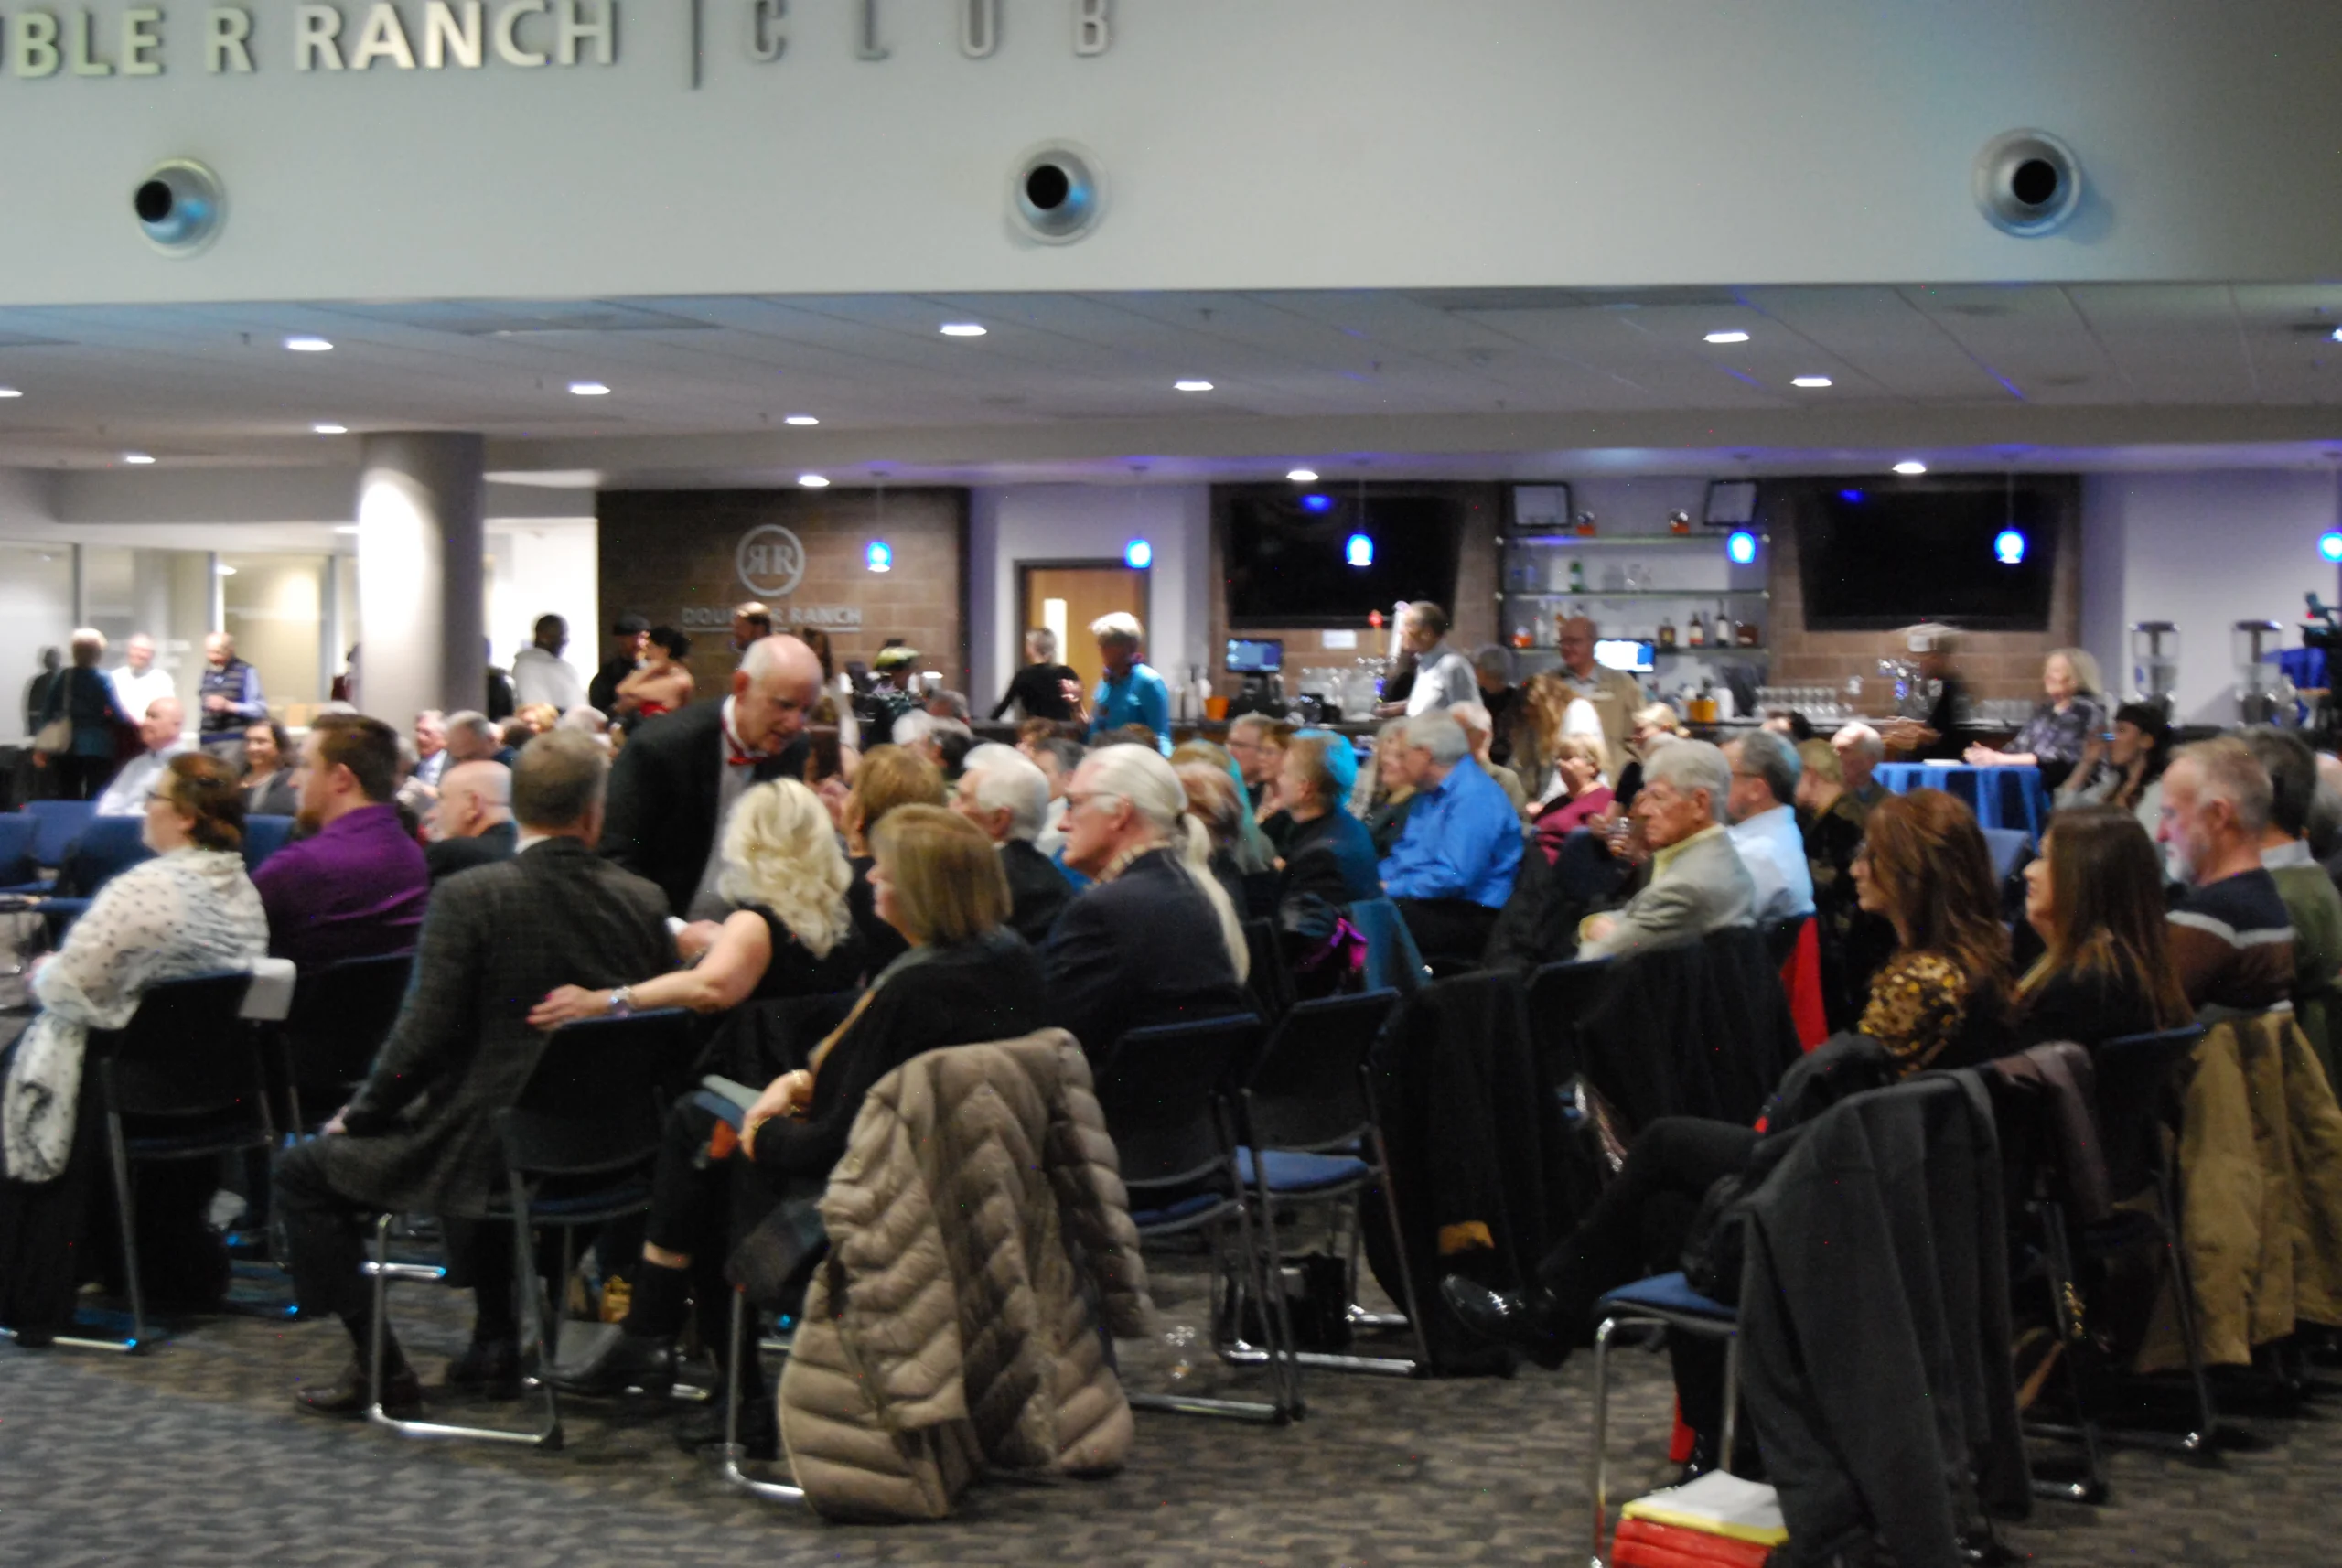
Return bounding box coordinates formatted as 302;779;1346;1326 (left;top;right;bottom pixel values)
1085;611;1172;755
1379;711;1523;964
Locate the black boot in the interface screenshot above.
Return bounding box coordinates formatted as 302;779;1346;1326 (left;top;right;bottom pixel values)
444;1337;523;1400
295;1357;424;1420
1439;1275;1572;1369
547;1329;677;1398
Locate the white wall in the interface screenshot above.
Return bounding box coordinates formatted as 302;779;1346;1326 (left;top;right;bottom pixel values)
967;485;1210;707
487;520;598;697
2080;470;2342;724
5;3;2342;303
0;545;77;742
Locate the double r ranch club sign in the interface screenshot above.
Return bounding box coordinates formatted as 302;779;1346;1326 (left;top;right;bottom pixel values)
0;1;1113;76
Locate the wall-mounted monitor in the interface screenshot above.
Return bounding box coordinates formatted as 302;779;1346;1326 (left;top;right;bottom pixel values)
1226;638;1284;673
1219;484;1467;628
1783;474;2071;631
1703;479;1759;528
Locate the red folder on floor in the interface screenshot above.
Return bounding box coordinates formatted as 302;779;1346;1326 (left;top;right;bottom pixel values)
1611;1518;1774;1568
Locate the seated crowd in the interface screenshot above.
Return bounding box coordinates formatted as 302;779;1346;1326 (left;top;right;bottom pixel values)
9;607;2342;1532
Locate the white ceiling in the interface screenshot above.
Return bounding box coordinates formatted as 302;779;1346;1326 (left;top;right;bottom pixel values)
3;283;2342;481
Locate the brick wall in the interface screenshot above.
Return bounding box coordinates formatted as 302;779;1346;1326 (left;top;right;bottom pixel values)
597;488;968;697
1764;493;2084;712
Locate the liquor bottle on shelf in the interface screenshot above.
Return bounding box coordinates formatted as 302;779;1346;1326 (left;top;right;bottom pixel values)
1669;510;1693;535
1568;558;1586;593
1511;624;1532;650
1688;612;1707;648
1738;618;1760;648
1574;510;1597;537
1657;617;1676;649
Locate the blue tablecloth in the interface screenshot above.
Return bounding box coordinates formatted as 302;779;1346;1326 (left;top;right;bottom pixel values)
1875;762;2047;839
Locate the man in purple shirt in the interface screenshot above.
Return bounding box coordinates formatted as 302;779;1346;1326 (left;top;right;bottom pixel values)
253;714;428;969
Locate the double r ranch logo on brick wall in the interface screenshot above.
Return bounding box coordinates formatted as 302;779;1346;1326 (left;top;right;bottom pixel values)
735;522;805;597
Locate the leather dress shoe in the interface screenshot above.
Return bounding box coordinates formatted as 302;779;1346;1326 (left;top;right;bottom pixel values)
295;1359;424;1420
1439;1276;1571;1369
444;1337;523;1400
548;1330;677;1398
676;1391;779;1461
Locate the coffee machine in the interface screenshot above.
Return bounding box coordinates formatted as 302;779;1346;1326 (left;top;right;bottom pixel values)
2234;619;2295;725
2129;621;2178;718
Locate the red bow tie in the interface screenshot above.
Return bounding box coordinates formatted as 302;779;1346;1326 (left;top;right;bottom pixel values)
727;745;770;768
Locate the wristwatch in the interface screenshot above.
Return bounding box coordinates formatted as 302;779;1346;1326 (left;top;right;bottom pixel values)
607;985;634;1018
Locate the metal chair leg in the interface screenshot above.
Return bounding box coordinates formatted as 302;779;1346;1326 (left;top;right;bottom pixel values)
718;1286;804;1503
1719;1326;1743;1479
1588;1315;1618;1568
2157;1168;2218;1452
360;1206;562;1448
105;1106;148;1350
1241;1155;1309;1415
1366;1110;1435;1374
2031;1200;2110;1502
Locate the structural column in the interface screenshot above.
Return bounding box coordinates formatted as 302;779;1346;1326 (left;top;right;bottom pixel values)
355;433;485;729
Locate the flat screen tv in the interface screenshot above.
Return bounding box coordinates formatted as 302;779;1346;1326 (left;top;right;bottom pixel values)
1220;485;1466;628
1789;475;2071;632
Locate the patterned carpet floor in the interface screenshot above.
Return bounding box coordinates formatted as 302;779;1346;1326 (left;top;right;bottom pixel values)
4;1256;2341;1568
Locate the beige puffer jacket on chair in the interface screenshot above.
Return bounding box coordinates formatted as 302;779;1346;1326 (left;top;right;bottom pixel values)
777;1030;1155;1520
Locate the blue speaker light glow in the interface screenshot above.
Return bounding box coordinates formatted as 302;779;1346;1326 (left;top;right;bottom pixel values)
1993;529;2027;565
1345;533;1375;568
2320;532;2342;564
1124;538;1153;570
1301;494;1335;513
1725;530;1759;566
865;540;893;573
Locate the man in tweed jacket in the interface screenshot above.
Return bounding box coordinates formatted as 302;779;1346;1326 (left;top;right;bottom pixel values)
275;731;675;1419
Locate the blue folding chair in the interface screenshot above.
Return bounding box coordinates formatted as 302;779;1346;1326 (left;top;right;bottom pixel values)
27;800;95;866
36;817;156;923
243;814;295;875
1982;826;2030;885
1588;1271;1745;1567
1348;897;1426;996
0;813;38;894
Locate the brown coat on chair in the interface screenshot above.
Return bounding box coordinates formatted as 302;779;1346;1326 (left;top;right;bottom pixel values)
777;1030;1155;1521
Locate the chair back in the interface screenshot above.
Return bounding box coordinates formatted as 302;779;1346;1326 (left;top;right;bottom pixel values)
2092;1026;2208;1197
1762;915;1808;968
1525;956;1612;1083
27;800;94;865
1981;827;2029;884
242;814;295;874
1241;989;1399;1151
1094;1014;1264;1187
1349;896;1425;995
1241;916;1296;1020
55;816;155;899
499;1008;699;1181
0;812;34;886
87;971;266;1121
282;951;414;1107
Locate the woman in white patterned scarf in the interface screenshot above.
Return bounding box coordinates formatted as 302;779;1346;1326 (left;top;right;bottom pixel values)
0;754;266;1337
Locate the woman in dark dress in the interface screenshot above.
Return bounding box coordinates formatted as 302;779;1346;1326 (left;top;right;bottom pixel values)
549;806;1045;1439
1271;734;1380;994
2014;803;2193;1049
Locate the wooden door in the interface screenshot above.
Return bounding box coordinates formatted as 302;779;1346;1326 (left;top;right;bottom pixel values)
1020;564;1149;704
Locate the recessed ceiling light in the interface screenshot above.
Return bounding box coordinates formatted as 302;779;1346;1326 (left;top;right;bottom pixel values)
215;564;237;575
2329;328;2342;344
569;381;611;396
1175;380;1215;392
1704;330;1751;345
313;423;348;435
1790;376;1833;390
784;414;820;426
284;336;333;352
123;452;156;465
798;473;831;489
1893;460;1928;476
0;388;22;399
940;323;987;338
1287;468;1319;483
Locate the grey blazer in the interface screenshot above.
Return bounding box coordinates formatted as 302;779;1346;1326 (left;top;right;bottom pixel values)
321;836;677;1218
1578;825;1756;963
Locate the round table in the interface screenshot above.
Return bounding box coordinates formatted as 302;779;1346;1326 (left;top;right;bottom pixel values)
1873;762;2047;839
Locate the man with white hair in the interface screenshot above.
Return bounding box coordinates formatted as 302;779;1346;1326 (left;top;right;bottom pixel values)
952;743;1072;944
1577;739;1756;961
108;632;174;724
91;696;188;817
1045;744;1249;1064
1085;611;1172;753
1449;700;1529;819
1378;711;1524;963
2160;736;2295;1014
1724;730;1814;922
602;634;824;918
1831;721;1889;822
